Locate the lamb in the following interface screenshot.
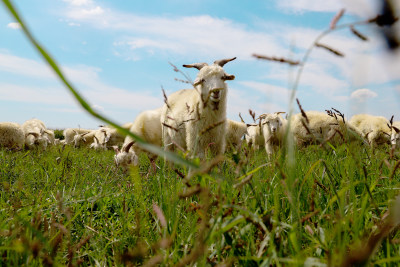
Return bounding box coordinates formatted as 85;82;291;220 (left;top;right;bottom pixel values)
114;107;163;170
349;114;391;148
226;119;247;151
259;112;287;155
161;57;236;160
21;119;50;150
0;122;25;150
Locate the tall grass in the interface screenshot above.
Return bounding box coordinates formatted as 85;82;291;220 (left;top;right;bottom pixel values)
1;142;400;265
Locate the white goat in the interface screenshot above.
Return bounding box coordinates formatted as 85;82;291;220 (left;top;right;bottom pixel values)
114;141;138;171
21;119;49;150
161;57;236;159
115;107;163;170
350;114;391;148
390;119;400;147
226;119;247;151
245;123;264;150
291;111;360;147
260;112;287;156
94;126;125;148
0;122;25;150
73;130;96;148
63;128;92;145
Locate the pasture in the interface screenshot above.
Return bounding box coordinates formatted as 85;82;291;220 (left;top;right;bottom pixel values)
1;140;400;266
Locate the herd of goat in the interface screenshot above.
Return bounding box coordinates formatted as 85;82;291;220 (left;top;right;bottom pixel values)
1;57;399;171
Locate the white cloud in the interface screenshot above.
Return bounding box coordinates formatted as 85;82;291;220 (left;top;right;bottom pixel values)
7;22;21;30
275;0;379;18
63;0;92;6
0;52;163;114
350;88;377;102
68;22;81;27
276;0;344;13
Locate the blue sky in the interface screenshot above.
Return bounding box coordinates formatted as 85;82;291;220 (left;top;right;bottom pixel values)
0;0;399;129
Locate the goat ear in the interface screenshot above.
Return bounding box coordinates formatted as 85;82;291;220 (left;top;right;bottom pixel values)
393;126;400;133
112;146;120;155
183;63;208;70
193;77;203;86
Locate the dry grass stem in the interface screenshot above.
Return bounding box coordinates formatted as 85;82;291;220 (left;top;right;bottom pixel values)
330;8;345;29
162;122;179;132
315;43;345;57
200;120;225;136
350;25;369;41
252;54;300;65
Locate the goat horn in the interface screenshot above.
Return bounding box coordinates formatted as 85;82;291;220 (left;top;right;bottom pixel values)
94;136;99;143
214;57;236;67
124;141;135;153
182;63;208;70
256;114;268;120
27;132;39;138
275;111;286;115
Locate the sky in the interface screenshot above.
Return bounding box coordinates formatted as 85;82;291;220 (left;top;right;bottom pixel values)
0;0;399;129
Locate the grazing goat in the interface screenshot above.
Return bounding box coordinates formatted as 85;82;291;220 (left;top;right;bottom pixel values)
0;122;25;150
21;119;49;150
115;107;163;170
349;114;391;148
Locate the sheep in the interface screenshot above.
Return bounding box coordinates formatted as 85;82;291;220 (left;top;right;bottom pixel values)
21;119;50;150
63;128;92;145
161;57;236;160
349;114;391;148
226;119;247;151
259;112;287;156
245;123;264;150
114;107;163;170
0;122;25;150
290;111;360;147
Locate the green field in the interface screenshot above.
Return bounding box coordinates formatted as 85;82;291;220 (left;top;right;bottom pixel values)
1;141;400;266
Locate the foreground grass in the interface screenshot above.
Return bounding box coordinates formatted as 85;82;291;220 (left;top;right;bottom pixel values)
1;142;400;266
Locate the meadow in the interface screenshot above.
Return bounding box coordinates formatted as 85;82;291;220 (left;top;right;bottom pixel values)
1;139;400;266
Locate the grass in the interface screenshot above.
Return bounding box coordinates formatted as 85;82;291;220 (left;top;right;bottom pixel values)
1;141;400;266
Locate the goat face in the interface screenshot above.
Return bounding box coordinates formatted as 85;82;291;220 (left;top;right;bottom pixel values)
184;58;235;109
263;115;283;135
391;126;400;146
